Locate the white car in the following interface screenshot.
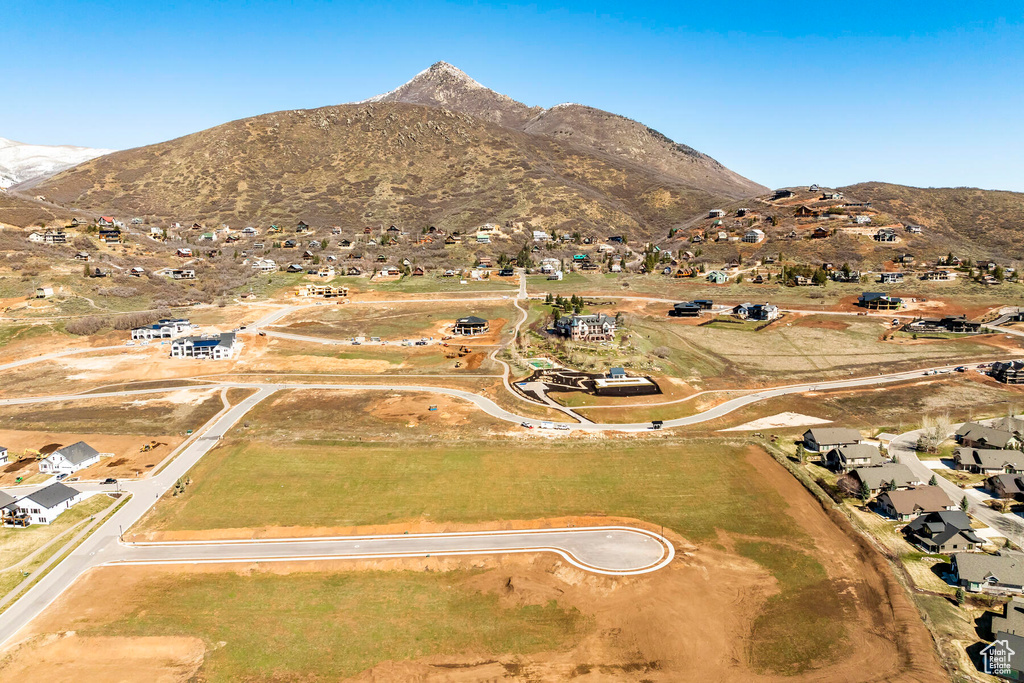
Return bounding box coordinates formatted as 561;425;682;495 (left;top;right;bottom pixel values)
124;341;135;346
554;424;570;431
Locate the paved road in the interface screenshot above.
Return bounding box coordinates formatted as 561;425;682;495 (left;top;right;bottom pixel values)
109;526;673;576
0;387;274;649
0;385;672;649
0;363;989;433
891;422;1024;548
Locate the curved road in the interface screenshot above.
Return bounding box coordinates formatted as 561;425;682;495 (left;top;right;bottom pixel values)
110;526;674;577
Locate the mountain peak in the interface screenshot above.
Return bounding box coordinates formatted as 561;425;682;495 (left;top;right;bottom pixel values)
357;62;540;128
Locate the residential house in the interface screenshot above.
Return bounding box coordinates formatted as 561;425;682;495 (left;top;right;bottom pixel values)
955;552;1024;596
168;269;196;280
956;423;1019;450
772;189;795;200
904;510;983;553
282;239;297;249
670;301;703;318
904;223;924;234
742;228;765;243
708;209;726;218
74;251;90;261
953;448;1024;475
97;216;116;227
732;302;779;322
825;443;885;472
876;486;955;521
706;270;729;284
821;191;844;200
804;427;861;453
992;361;1024;385
171;333;237;360
131;318;191;340
993;417;1024;437
920;270;957;281
453;316;489;336
38;441;100;475
315;265;335;278
532;230;550;242
35;287;54;299
555;314;617;342
0;447;6;465
347;267;362;276
812;226;831;239
878;272;904;284
794;205;819;217
1;483;84;526
177;248;193;257
993;596;1024;638
129;266;145;277
28;230;69;244
988;474;1024;500
98;229;122;243
853;215;872;224
907;316;980;334
252;258;277;273
874;228;898;242
858;292;903;310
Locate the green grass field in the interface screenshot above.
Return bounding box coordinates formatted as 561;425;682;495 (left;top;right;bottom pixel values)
139;439;804;544
86;570;582;681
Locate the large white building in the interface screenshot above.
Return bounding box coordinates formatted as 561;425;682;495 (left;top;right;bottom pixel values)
131;318;191;340
1;483;84;525
171;332;237;360
38;441;101;475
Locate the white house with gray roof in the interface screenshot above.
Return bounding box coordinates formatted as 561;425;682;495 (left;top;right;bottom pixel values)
825;443;884;472
171;332;237;360
1;482;84;525
38;441;100;475
0;446;7;465
852;463;922;493
131;318;191;340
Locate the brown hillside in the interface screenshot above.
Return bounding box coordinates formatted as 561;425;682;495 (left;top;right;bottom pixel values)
842;182;1024;262
370;62;766;199
523;103;765;198
31;102;726;236
0;192;75;228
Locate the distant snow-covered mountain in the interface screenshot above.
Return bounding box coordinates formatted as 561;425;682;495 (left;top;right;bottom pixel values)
0;137;114;189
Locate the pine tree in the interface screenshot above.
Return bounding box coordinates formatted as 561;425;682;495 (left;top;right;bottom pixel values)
859;480;871;503
929;475;937;486
955;586;965;606
960;495;970;513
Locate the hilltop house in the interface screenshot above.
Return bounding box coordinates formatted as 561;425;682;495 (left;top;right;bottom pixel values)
742;228;765;243
555;314;617;342
670;301;703;318
38;441;101;475
131;318;191;341
171;333;237;360
1;483;84;526
874;228;898;242
992;361;1024;385
706;270;729;284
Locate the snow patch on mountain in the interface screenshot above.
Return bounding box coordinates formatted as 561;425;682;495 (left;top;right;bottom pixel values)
0;137;114;188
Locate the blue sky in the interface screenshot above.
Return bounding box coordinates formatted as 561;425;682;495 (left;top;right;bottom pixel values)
3;1;1022;191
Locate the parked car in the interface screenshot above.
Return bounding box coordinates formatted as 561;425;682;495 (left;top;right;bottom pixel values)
102;478;117;485
554;424;570;431
415;340;427;346
520;422;533;429
56;473;68;481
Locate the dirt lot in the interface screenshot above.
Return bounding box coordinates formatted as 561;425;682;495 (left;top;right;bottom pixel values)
0;431;182;483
